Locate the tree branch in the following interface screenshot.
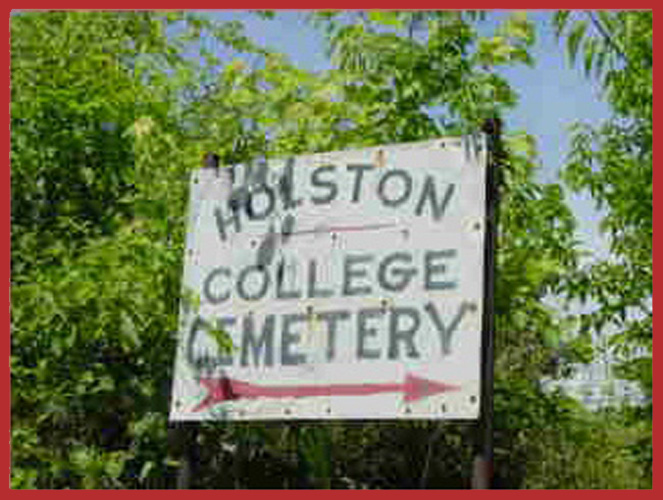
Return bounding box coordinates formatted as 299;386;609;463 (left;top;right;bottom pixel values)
586;11;629;65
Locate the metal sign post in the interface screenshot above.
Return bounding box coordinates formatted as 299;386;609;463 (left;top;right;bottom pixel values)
175;422;200;489
471;118;503;489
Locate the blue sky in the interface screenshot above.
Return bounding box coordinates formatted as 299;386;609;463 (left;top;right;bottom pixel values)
210;10;611;257
494;10;611;258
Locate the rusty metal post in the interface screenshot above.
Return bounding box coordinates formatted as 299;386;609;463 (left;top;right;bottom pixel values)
471;118;502;489
175;423;200;489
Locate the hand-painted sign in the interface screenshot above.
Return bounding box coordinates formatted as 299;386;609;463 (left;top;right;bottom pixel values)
170;137;487;421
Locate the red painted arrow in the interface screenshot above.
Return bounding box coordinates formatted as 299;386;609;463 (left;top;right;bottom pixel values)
193;374;460;412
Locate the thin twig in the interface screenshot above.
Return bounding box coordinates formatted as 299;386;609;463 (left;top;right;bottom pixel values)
586;11;629;65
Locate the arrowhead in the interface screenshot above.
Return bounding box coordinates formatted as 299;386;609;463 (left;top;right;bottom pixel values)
192;377;238;412
403;374;460;402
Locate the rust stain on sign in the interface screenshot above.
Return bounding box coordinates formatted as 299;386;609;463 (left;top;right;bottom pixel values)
375;149;386;168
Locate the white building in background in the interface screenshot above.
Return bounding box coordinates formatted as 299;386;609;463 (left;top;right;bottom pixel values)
543;337;649;410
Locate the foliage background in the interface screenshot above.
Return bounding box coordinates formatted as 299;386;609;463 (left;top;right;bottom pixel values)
10;10;651;489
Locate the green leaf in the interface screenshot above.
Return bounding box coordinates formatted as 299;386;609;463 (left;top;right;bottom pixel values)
208;324;234;355
567;19;587;65
367;11;404;29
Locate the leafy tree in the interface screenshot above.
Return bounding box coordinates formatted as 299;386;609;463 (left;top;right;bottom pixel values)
553;10;652;484
10;10;267;488
554;9;652;394
189;10;588;489
10;9;371;488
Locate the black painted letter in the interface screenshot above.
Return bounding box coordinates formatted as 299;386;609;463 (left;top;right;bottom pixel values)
246;184;276;221
241;314;275;367
281;314;307;365
378;252;417;292
318;310;351;361
237;265;270;301
415;177;455;221
388;307;420;360
357;308;383;359
343;254;374;296
347;164;374;203
203;267;231;304
308;259;334;298
311;165;338;205
377;169;413;207
425;301;470;356
424;249;457;291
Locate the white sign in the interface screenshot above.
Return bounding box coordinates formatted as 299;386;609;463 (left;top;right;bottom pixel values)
169;137;487;421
